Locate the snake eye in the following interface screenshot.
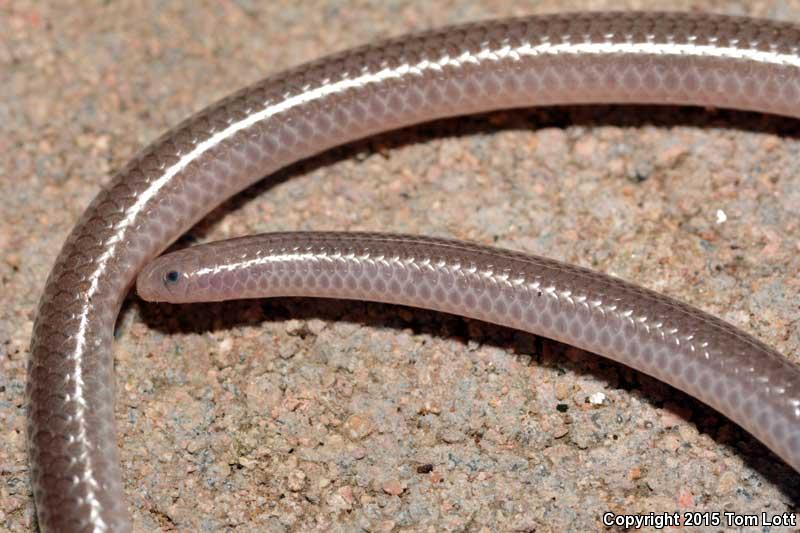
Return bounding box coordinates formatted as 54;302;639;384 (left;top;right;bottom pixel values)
163;270;181;285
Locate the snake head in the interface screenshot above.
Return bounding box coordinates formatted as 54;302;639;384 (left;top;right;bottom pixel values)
137;252;194;303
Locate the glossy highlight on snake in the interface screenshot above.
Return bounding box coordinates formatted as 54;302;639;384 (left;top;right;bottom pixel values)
27;12;800;532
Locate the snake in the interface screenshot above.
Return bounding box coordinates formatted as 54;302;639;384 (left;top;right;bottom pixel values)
27;11;800;531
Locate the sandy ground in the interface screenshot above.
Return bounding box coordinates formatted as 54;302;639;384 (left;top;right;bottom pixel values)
2;0;800;531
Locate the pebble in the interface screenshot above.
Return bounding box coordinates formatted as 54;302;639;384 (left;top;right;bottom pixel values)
287;469;306;492
343;414;374;441
381;479;406;496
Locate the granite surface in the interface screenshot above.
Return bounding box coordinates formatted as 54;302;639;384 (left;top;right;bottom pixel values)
2;0;800;531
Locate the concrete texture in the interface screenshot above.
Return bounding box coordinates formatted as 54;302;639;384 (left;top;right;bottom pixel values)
2;0;800;531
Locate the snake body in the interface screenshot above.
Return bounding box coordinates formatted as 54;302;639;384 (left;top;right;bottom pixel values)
28;12;800;531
